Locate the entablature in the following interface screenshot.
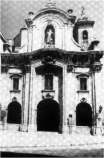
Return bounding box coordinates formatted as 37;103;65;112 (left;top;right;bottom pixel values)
1;49;103;73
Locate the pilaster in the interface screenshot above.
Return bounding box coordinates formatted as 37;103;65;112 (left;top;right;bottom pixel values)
27;27;33;52
90;61;102;135
28;65;37;132
62;65;69;133
63;23;67;49
0;53;1;75
21;73;30;132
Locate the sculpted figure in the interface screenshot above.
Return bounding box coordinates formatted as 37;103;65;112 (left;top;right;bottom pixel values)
97;105;103;135
46;29;54;44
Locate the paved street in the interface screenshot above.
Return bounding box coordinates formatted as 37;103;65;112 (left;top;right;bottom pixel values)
0;130;104;157
1;149;104;157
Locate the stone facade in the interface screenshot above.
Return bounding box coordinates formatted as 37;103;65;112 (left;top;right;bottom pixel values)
0;4;104;135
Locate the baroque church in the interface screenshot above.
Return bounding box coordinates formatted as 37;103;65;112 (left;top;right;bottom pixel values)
0;2;104;135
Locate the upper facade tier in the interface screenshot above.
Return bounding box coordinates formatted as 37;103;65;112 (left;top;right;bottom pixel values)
0;4;101;54
12;5;99;54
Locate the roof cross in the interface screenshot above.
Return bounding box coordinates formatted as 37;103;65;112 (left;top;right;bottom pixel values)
45;0;56;8
81;6;85;17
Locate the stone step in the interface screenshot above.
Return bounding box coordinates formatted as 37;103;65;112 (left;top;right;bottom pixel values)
74;126;91;135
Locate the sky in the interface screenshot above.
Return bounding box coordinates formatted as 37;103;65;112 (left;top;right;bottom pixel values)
0;0;104;48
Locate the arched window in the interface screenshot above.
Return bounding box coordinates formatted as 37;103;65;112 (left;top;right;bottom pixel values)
82;30;88;50
45;25;55;45
82;30;88;41
7;98;21;124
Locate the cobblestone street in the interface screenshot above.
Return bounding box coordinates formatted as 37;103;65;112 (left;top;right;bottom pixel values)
0;131;104;157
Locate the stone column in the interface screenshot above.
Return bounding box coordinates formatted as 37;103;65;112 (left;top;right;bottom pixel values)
91;61;102;135
62;65;68;133
0;53;1;75
27;27;33;52
28;65;38;132
32;26;41;50
63;62;74;134
91;71;96;135
21;72;30;132
34;109;37;132
21;74;25;130
28;65;36;132
32;66;38;132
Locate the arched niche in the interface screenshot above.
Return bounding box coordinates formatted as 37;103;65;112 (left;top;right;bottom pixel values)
45;24;55;45
82;30;88;41
7;98;21;124
76;101;92;127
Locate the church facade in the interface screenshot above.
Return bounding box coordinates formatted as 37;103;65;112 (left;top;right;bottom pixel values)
0;4;104;135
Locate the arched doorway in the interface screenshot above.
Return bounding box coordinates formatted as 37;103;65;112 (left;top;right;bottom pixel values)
37;99;60;132
76;102;92;127
7;100;21;124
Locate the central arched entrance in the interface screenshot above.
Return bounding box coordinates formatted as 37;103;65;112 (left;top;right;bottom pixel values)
37;99;60;132
76;102;92;127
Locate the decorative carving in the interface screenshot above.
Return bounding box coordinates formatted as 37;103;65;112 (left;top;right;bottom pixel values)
80;97;87;103
67;56;74;72
67;9;73;14
25;12;34;27
42;90;55;99
91;61;102;72
80;6;88;20
67;64;74;72
42;56;56;65
12;97;17;102
81;7;85;17
45;0;56;8
46;93;53;98
25;19;33;27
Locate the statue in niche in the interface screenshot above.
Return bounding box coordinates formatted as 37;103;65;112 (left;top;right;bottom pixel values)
45;25;55;45
0;103;6;129
96;105;104;135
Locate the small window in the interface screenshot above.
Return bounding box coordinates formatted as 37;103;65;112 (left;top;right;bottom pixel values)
82;30;88;40
80;77;87;90
45;75;53;90
13;78;19;91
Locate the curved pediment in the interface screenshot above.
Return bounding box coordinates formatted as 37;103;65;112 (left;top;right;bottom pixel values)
23;6;79;52
33;7;76;24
